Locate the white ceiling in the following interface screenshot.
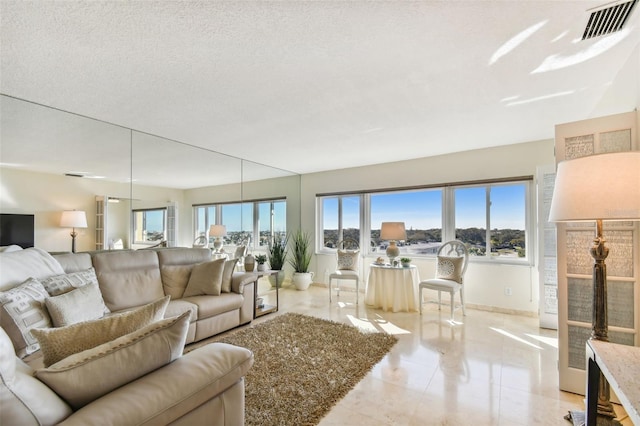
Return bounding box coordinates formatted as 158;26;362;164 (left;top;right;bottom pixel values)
1;0;639;178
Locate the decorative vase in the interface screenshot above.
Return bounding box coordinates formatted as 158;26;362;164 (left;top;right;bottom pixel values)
268;270;285;288
257;263;267;272
244;254;255;272
292;271;314;291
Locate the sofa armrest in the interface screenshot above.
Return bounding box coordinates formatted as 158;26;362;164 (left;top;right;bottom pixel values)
58;343;253;426
230;272;259;294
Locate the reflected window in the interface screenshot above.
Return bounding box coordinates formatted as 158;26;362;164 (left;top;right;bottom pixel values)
133;208;166;244
320;195;361;249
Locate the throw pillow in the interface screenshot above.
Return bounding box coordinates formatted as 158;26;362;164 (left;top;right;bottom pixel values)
337;249;359;271
182;258;225;297
40;267;98;296
160;264;193;299
32;296;170;367
0;278;51;358
45;283;109;327
35;311;190;410
436;256;464;283
221;257;239;293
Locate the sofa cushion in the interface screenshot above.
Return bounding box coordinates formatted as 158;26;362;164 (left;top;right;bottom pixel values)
0;327;72;425
51;252;93;274
92;250;165;311
156;248;212;298
183;259;225;297
45;283;109;327
36;311;190;410
0;247;65;292
221;258;239;293
183;293;243;319
32;296;170;367
0;278;51;358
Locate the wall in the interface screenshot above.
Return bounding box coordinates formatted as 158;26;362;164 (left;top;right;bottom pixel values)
300;139;555;315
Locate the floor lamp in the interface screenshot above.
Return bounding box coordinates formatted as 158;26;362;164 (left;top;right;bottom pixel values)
549;152;640;425
60;210;88;253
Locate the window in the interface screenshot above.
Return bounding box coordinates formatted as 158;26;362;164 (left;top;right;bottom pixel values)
133;208;166;244
317;178;531;262
194;198;287;251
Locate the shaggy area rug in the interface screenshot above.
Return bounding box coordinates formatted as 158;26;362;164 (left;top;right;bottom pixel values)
212;313;397;426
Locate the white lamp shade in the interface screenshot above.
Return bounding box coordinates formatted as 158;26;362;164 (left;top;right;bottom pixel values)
380;222;407;240
209;224;227;237
60;210;88;228
549;152;640;222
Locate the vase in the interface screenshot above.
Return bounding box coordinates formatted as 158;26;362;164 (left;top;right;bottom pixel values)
292;272;314;291
244;254;255;272
268;270;285;288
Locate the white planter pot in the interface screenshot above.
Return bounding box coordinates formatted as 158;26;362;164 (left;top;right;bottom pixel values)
257;263;267;272
268;270;285;288
292;272;314;291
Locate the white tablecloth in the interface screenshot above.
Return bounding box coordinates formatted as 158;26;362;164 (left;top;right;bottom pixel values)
365;265;420;312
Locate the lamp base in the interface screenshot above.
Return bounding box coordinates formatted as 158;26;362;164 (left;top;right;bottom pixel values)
386;241;400;264
212;238;223;253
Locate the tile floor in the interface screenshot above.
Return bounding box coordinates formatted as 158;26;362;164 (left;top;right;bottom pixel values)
251;281;632;426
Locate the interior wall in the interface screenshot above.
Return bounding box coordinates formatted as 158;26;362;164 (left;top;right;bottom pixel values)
300;139;555;314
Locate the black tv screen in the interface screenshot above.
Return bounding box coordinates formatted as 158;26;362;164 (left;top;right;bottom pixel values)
0;214;35;248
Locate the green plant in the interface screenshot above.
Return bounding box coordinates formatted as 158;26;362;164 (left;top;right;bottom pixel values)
288;230;312;273
267;236;289;270
400;257;411;263
254;254;267;264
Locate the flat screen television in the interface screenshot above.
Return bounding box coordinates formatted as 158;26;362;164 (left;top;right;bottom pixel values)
0;214;35;248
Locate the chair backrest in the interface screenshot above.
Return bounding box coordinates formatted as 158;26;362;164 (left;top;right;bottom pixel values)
437;240;470;279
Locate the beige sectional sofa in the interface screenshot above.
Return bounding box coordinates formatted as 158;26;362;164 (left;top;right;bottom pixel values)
0;247;259;425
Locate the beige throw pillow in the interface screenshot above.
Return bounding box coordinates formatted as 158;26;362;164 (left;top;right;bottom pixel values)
45;283;109;327
36;311;190;410
436;256;464;283
160;264;193;299
32;296;170;367
182;258;225;297
221;258;239;293
0;278;51;358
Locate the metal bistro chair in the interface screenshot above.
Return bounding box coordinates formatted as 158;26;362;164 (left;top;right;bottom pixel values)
419;240;469;320
329;238;360;304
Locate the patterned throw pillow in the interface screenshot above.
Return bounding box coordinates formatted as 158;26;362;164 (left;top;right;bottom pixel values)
32;296;170;367
41;268;110;315
45;283;109;327
337;250;359;271
35;311;190;410
0;277;51;358
436;256;464;283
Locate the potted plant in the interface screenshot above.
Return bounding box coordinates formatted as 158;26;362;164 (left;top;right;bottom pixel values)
267;236;288;288
255;254;268;272
288;229;313;290
400;257;411;268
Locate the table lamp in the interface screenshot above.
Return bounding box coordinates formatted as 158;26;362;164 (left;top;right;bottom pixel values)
549;151;640;425
380;222;406;264
60;210;87;253
209;224;227;253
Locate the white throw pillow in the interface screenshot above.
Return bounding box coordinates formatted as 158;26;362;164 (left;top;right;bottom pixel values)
337;250;359;271
45;283;109;327
32;296;170;367
0;278;51;358
35;311;190;410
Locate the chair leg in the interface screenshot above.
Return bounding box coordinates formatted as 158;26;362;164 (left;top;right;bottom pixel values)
419;287;423;314
450;291;455;321
460;288;466;316
437;291;442;310
329;278;332;302
355;279;359;304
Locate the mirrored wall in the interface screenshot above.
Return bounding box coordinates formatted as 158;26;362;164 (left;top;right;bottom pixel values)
0;94;300;252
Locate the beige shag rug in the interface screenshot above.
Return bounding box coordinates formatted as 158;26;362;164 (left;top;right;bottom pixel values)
212;313;397;426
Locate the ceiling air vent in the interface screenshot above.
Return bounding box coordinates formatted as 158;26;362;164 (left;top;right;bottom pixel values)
582;0;638;40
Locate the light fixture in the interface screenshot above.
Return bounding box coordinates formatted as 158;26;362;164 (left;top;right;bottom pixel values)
380;222;406;265
549;151;640;425
208;224;227;253
60;210;88;253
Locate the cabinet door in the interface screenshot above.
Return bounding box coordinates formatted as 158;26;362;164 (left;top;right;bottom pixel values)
554;111;639;394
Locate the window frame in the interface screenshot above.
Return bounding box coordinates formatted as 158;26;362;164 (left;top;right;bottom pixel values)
132;207;167;245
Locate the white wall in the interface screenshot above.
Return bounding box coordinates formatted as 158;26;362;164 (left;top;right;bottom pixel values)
301;139;555;315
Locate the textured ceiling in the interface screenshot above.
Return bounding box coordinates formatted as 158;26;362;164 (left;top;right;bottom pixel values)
1;0;639;179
